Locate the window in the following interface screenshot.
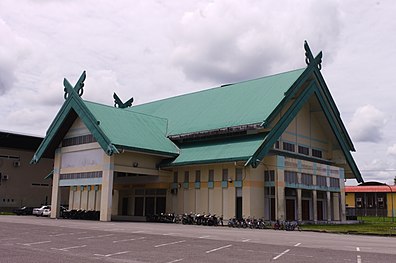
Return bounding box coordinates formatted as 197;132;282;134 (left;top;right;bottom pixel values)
330;177;339;188
274;141;280;149
173;172;178;183
235;168;243;181
222;169;228;181
62;134;96;147
285;171;298;184
301;173;313;186
283;142;295;152
298;145;309;155
312;149;323;158
195;170;201;183
184;171;189;183
264;170;275;182
316;175;327;187
208;169;214;182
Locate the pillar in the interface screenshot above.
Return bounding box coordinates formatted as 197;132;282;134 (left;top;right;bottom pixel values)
297;188;302;222
100;154;114;221
332;192;340;221
313;190;317;222
276;156;285;220
326;191;332;221
50;149;61;219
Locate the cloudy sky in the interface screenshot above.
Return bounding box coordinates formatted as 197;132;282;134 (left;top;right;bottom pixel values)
1;0;395;185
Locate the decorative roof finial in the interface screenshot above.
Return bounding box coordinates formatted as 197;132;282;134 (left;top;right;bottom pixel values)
304;41;322;70
63;71;86;100
113;92;134;108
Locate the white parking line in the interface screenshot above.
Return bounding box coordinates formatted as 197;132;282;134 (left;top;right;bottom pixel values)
132;230;145;233
162;233;176;236
50;233;68;237
51;245;87;251
242;239;250;242
94;251;130;257
198;235;211;239
294;243;301;247
166;258;184;263
273;249;290;260
205;244;232;254
20;240;52;246
356;247;360;251
113;237;145;243
78;234;114;240
357;255;362;263
154;240;186;248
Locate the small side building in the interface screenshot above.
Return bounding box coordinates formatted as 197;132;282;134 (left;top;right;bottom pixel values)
345;182;396;218
0;131;53;211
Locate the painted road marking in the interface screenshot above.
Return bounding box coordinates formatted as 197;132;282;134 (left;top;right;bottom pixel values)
294;243;301;247
356;247;360;251
162;233;176;236
94;251;130;257
113;237;145;243
198;235;210;239
20;240;51;246
78;234;114;240
166;259;184;263
51;245;87;251
357;255;362;263
273;249;290;260
242;239;250;242
155;240;186;248
132;230;145;233
206;244;232;254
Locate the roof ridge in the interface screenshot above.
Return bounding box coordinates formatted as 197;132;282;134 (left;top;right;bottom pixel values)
83;100;170;123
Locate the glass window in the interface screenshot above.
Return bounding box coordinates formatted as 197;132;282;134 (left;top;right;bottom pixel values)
173;172;178;183
312;149;323;158
184;171;189;183
208;170;214;182
283;142;295;152
195;170;201;182
222;169;228;181
298;145;309;155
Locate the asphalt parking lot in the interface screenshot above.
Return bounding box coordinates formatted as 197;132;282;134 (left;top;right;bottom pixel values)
0;216;395;263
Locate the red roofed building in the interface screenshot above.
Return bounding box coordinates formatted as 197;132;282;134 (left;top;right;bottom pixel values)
345;182;396;218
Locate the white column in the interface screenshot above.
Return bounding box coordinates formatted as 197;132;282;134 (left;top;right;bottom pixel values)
50;149;61;219
100;154;114;221
313;190;317;222
276;156;285;220
326;191;332;221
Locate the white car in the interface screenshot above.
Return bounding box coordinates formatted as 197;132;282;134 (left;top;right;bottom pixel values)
33;205;51;216
42;207;51;217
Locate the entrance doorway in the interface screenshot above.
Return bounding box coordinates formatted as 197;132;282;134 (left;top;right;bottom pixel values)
302;199;310;220
286;199;296;221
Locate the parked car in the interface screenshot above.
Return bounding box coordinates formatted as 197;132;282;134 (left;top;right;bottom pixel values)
42;207;51;217
33;205;51;216
13;206;34;215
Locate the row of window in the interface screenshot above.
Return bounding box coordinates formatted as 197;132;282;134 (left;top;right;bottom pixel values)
60;171;102;180
173;168;244;183
62;134;96;147
276;141;323;158
266;170;339;188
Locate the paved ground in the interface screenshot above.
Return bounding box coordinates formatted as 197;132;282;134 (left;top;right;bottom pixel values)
0;216;395;263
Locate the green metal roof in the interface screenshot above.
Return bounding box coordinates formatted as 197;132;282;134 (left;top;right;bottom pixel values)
164;133;267;167
84;101;179;156
132;68;306;136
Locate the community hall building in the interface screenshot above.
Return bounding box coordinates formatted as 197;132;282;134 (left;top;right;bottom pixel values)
31;42;363;222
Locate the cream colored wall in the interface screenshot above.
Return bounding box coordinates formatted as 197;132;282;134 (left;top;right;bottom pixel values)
280;102;330;159
387;193;396;218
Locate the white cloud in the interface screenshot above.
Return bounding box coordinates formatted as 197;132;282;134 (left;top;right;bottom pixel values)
172;0;342;83
348;105;386;143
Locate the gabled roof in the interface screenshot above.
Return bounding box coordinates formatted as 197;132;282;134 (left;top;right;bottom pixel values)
131;68;305;136
31;72;179;164
85;101;179;156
